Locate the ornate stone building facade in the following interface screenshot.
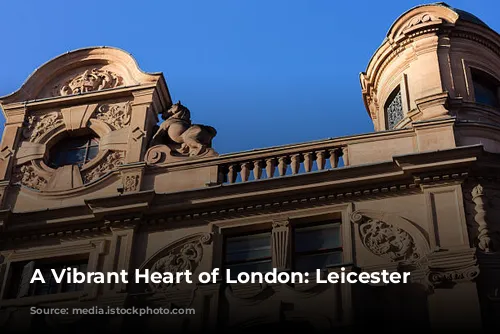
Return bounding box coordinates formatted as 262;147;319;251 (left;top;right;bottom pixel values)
0;2;499;333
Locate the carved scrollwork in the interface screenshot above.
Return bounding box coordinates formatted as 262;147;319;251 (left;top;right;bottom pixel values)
146;233;213;292
23;112;64;142
12;164;48;191
81;151;125;184
405;13;439;29
54;68;123;96
351;211;425;263
145;144;217;165
93;102;131;129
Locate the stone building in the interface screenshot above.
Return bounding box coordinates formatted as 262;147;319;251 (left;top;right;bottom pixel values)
0;2;499;333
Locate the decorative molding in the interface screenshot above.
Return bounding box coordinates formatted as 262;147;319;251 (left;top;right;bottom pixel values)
140;233;213;292
82;151;125;184
93;102;131;130
54;68;123;96
22;112;64;143
350;210;430;263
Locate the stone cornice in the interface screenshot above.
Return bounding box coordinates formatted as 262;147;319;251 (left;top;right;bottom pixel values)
0;145;494;242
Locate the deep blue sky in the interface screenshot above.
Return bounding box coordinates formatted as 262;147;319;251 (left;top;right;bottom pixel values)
0;1;498;154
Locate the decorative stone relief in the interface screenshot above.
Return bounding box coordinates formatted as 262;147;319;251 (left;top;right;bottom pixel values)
148;101;217;163
23;112;64;142
12;164;48;191
54;68;123;96
81;151;125;184
123;174;139;192
405;13;439;29
351;211;422;262
93;102;131;130
472;184;500;253
147;233;212;292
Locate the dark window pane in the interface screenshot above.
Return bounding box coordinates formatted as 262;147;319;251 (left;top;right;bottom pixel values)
295;223;341;253
225;233;271;263
65;149;86;165
474;81;498;107
86;146;99;161
295;251;342;272
226;260;272;278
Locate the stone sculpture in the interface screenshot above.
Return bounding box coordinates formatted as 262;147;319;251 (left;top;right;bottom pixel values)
150;101;217;158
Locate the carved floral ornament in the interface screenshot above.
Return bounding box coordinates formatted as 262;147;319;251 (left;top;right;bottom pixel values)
53;68;123;97
142;233;213;292
94;102;131;130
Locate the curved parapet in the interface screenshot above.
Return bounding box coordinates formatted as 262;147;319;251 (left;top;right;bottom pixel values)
0;46;168;105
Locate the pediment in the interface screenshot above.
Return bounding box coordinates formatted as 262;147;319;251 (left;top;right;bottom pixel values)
0;46;163;104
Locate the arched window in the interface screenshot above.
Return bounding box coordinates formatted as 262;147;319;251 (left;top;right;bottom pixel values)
48;135;99;168
385;86;404;130
472;69;500;108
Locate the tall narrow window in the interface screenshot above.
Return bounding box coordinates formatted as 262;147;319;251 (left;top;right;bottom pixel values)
472;69;499;108
224;232;272;277
385;86;404;130
293;221;342;272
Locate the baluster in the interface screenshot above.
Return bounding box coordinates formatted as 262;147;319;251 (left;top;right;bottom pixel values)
240;162;251;182
316;151;326;170
342;147;349;166
228;164;238;183
329;149;339;168
253;160;262;180
278;156;288;176
266;158;276;178
303;152;313;172
290;154;301;175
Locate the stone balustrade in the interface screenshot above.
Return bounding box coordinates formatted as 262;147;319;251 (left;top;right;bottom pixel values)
217;145;345;184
